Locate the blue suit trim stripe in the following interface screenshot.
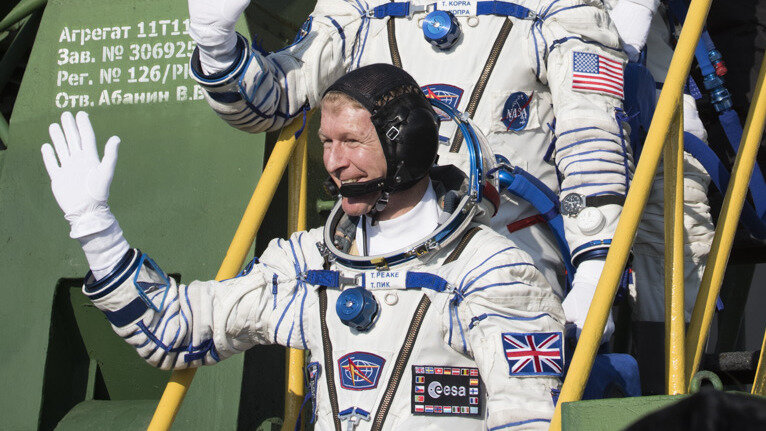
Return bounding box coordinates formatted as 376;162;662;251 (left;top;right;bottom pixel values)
464;281;528;297
560;182;625;191
559;157;624;173
469;312;552;329
549;35;622;53
103;297;149;327
461;262;535;294
489;418;551;430
558;126;620;138
558;138;616;153
557;148;623;163
458;245;518;291
327;16;346;56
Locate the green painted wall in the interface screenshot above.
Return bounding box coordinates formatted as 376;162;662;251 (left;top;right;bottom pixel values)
2;0;264;429
561;395;685;430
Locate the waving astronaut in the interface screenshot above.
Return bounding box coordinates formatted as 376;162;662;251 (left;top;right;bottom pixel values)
187;0;632;342
41;65;565;430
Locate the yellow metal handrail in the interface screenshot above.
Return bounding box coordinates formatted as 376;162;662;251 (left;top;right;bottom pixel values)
283;123;310;431
685;52;766;383
147;113;313;431
549;0;713;428
753;328;766;396
664;103;686;394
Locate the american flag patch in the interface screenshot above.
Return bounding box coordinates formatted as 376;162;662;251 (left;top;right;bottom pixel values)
572;51;624;99
501;332;564;376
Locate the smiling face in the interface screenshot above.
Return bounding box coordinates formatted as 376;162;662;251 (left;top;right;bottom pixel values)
320;96;387;216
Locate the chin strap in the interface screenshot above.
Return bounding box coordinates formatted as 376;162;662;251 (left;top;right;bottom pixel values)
334;177;391;225
338;177;386;197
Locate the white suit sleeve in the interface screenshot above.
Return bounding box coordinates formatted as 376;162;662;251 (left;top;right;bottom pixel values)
443;229;566;429
534;0;634;261
189;0;363;133
80;232;317;370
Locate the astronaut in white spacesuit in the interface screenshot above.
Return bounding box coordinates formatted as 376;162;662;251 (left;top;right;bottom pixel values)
41;65;565;430
607;0;715;394
187;0;634;342
607;0;714;323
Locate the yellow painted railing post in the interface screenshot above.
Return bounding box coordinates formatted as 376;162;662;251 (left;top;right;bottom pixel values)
549;0;712;429
750;332;766;396
147;117;309;431
282;113;312;431
685;53;766;385
664;102;686;395
752;328;766;396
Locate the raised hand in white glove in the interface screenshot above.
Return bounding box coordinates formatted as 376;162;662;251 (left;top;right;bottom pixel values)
42;111;129;279
562;259;615;344
188;0;250;74
608;0;659;62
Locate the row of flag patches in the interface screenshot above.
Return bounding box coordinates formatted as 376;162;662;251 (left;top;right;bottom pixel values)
414;376;479;385
413;396;479;404
414;367;479;376
414;405;480;414
414;386;480;395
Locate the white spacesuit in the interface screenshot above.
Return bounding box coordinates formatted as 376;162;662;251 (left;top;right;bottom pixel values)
187;0;635;338
607;0;714;322
41;66;566;430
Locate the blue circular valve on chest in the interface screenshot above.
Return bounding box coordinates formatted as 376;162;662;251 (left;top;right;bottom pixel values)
336;286;379;331
422;10;461;50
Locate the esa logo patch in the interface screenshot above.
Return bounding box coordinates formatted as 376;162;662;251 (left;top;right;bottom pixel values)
338;352;385;390
501;332;563;376
411;365;481;416
501;91;533;131
421;84;464;121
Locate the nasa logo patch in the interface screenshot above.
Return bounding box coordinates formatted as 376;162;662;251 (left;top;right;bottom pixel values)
421;84;464;121
338;352;385;390
501;91;533;131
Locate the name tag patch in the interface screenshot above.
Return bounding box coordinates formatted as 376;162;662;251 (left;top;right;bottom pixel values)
411;365;482;416
438;0;477;16
364;271;406;290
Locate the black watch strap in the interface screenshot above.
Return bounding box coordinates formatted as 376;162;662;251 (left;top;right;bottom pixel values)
586;195;626;207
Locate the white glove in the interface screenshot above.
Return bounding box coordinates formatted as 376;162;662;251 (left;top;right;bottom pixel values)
188;0;250;74
608;0;658;62
562;259;615;344
42;111;129;279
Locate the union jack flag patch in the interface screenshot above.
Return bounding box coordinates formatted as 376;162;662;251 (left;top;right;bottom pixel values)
501;332;564;376
572;51;624;99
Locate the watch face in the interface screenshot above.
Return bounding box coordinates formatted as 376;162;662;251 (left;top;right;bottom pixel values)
561;193;585;216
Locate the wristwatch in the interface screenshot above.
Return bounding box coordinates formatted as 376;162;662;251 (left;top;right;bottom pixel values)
560;193;626;217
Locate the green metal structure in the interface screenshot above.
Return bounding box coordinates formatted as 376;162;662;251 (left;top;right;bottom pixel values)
1;0;270;429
